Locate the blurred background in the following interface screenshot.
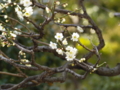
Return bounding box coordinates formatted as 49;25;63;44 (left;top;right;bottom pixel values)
0;0;120;90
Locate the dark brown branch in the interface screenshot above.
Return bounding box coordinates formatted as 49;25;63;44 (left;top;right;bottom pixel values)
96;63;120;76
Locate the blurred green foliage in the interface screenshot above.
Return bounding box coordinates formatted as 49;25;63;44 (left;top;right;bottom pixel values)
0;0;120;90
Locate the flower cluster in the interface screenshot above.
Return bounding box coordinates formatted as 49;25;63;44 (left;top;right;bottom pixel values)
20;59;31;67
65;46;77;61
15;0;33;20
49;32;80;61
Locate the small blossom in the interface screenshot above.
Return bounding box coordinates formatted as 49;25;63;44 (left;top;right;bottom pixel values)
92;68;97;72
55;33;63;41
45;7;50;13
2;32;7;36
71;32;79;41
56;49;64;55
10;32;17;37
65;54;75;61
79;58;86;63
65;46;78;61
90;28;95;34
4;15;8;19
27;21;30;24
13;31;21;35
25;64;31;67
13;3;17;5
61;18;66;23
23;0;32;7
66;48;77;56
5;20;9;22
77;26;83;33
55;1;60;5
15;6;24;20
62;39;68;45
0;4;4;10
24;6;33;17
0;24;6;31
20;59;31;67
66;46;73;51
49;41;57;49
63;3;68;7
7;0;11;3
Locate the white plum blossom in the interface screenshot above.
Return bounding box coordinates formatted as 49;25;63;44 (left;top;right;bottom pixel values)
15;6;24;20
4;15;8;19
66;47;77;55
62;39;68;45
24;6;33;17
20;0;32;7
61;18;66;23
56;49;64;55
49;41;57;49
55;33;64;41
65;53;76;61
55;1;60;5
45;7;50;13
0;4;4;10
13;31;21;35
77;26;83;33
0;24;6;31
66;46;73;51
65;46;78;61
71;32;79;41
10;33;17;37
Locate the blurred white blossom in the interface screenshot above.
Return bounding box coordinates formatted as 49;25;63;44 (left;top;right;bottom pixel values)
56;49;64;55
24;6;33;17
77;26;83;33
45;7;50;13
0;24;6;31
20;0;32;7
62;39;68;45
15;6;24;20
49;41;57;49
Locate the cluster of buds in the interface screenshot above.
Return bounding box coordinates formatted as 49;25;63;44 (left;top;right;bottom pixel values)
19;51;26;58
79;58;86;63
20;59;31;67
